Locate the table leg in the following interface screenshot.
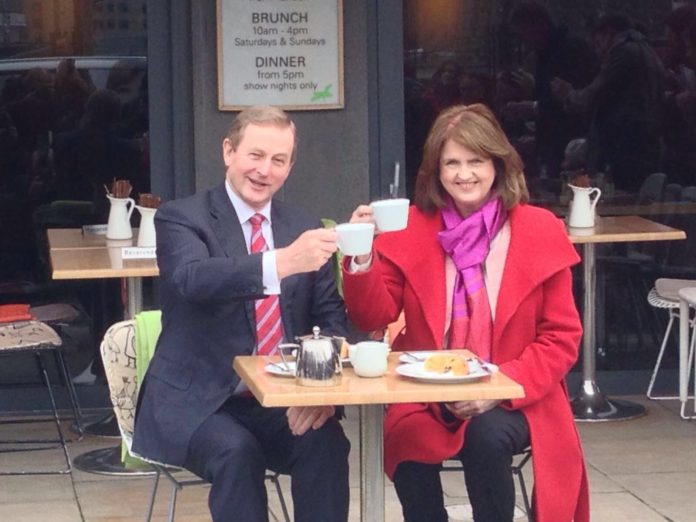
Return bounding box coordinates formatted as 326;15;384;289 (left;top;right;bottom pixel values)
571;243;646;421
360;404;384;522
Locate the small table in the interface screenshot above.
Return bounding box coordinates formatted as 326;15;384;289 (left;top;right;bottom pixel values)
48;228;159;473
234;350;524;522
567;216;686;421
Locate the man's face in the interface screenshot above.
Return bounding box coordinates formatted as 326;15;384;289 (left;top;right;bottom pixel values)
223;123;295;211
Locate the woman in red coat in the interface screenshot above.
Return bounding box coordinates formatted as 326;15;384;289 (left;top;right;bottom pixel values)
343;104;589;522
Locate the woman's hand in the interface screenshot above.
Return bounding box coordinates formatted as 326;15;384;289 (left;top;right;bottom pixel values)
349;204;376;265
286;405;335;436
444;399;501;421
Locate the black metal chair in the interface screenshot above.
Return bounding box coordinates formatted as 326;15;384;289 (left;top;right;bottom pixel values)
0;320;82;475
440;447;533;521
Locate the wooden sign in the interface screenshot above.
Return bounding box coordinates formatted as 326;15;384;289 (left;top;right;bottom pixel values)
217;0;344;110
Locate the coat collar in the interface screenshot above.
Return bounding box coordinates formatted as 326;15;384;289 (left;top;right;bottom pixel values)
493;205;580;348
376;209;447;346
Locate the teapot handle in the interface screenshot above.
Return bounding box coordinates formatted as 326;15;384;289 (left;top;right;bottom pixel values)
278;342;300;365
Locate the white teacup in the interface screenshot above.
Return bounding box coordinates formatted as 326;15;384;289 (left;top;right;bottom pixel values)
349;341;389;378
335;223;375;256
370;198;409;232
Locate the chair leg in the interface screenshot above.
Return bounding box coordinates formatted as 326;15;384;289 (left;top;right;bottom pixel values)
647;312;678;400
53;349;84;437
168;482;179;522
680;322;696;419
145;468;161;522
268;472;291;522
512;450;533;521
36;352;71;474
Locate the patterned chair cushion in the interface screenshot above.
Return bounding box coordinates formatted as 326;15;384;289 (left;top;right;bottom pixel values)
100;320;137;438
0;320;61;352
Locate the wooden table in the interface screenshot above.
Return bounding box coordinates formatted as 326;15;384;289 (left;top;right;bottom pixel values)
234;350;524;522
47;228;159;472
567;216;686;421
48;229;158;317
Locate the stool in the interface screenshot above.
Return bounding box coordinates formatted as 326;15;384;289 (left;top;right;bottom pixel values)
0;320;78;475
646;279;696;408
678;287;696;419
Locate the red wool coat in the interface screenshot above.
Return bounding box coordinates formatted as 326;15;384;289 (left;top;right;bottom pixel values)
343;204;590;522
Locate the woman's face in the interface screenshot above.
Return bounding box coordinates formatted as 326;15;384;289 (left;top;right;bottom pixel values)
439;139;496;216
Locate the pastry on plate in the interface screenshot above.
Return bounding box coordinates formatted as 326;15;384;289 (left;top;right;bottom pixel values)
423;353;469;376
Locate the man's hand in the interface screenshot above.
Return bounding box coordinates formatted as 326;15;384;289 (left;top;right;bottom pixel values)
286;406;336;436
276;228;338;279
444;399;501;421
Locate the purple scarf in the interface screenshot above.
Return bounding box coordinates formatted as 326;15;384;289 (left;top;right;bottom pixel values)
437;197;507;359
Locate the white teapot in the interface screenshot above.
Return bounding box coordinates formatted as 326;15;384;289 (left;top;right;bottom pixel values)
567;184;601;228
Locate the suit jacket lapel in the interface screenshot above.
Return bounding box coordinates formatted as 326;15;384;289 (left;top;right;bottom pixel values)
208;183;256;332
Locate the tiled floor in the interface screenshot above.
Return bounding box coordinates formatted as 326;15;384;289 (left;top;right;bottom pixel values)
1;396;695;521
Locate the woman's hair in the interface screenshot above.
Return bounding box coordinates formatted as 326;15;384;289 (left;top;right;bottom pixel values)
414;103;529;213
225;105;297;163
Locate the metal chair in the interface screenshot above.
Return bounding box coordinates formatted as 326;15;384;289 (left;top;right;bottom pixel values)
0;320;81;475
646;279;696;419
440;448;533;520
99;318;291;522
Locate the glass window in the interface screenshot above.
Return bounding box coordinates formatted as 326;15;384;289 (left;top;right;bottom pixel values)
403;0;696;370
0;1;149;343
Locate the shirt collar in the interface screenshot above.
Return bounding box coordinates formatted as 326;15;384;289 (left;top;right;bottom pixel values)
225;180;272;225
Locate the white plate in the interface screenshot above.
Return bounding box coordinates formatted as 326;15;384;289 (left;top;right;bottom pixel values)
265;361;296;378
398;351;441;363
395;361;497;384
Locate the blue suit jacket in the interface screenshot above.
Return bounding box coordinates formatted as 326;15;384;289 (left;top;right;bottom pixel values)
132;183;347;465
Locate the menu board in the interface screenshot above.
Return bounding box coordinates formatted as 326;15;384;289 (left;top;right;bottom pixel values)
217;0;344;110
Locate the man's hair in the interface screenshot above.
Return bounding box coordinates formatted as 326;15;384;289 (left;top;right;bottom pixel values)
414;103;529;214
225;105;297;162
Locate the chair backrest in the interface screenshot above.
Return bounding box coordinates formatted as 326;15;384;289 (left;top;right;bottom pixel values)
100;319;138;439
637;172;667;203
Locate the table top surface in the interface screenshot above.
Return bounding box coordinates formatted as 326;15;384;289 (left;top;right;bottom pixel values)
49;247;159;279
233;351;525;408
548;201;696;217
566;215;686;244
47;228;138;250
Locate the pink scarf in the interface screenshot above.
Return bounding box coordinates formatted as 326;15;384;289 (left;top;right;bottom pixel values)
437;197;507;360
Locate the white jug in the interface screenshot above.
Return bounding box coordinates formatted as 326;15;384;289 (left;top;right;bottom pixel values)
106;195;135;240
568;184;601;228
349;341;390;378
136;206;157;247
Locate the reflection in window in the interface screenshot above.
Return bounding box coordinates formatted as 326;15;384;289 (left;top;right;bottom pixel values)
403;0;696;369
0;1;150;351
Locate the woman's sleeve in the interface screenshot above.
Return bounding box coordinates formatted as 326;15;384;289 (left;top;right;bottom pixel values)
342;254;405;332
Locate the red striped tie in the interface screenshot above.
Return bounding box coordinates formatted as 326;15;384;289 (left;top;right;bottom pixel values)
250;214;284;356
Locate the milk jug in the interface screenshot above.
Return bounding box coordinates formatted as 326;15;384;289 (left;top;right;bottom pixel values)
136;206;157;247
568;185;601;228
106;195;135;240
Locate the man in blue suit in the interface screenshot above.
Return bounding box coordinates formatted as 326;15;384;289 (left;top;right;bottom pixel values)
133;106;350;522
